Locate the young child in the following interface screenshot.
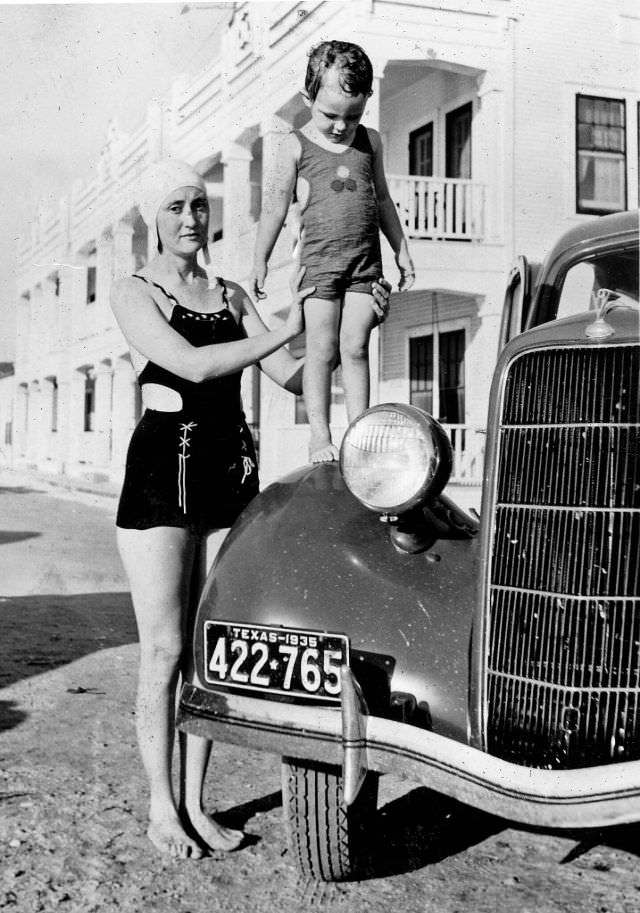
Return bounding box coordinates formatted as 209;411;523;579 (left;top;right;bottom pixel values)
252;40;415;462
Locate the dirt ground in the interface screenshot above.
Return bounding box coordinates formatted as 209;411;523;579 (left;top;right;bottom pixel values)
1;472;640;913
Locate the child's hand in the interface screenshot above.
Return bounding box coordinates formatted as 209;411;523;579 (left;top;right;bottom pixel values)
285;265;315;338
396;251;415;292
251;261;268;300
370;277;392;324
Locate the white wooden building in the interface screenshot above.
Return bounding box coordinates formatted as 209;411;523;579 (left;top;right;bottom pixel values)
12;0;640;485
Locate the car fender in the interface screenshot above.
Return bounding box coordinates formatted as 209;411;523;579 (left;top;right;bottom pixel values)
193;463;479;743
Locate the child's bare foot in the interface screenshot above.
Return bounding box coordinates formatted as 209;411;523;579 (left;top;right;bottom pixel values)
309;441;339;463
147;815;204;859
188;808;244;852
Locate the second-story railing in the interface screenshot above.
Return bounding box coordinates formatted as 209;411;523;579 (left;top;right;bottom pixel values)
388;175;485;242
441;424;486;484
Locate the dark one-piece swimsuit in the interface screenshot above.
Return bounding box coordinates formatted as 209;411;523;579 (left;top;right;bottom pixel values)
116;275;259;537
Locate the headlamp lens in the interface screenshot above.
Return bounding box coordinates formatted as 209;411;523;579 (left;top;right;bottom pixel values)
340;405;451;513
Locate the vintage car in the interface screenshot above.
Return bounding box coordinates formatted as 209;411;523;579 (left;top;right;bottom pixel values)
178;209;639;881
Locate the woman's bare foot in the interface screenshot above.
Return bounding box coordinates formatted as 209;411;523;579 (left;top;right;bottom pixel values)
187;808;244;852
309;439;339;463
147;815;204;859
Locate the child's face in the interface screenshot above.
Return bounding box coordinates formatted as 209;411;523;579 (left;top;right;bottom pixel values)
306;67;368;145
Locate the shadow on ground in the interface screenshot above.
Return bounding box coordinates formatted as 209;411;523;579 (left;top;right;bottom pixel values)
0;699;28;732
219;789;283;830
553;822;640;864
0;486;38;495
0;591;137;697
366;786;504;877
0;531;41;545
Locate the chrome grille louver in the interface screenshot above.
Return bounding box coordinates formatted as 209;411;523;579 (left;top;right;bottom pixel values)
486;344;640;768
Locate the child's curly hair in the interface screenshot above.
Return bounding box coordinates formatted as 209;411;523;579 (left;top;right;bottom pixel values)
305;40;373;101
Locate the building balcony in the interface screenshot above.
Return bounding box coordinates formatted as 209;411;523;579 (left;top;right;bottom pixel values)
388;175;485;242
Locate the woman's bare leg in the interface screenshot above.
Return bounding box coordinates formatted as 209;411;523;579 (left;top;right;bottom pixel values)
303;297;342;462
117;525;200;858
180;529;244;851
340;291;377;422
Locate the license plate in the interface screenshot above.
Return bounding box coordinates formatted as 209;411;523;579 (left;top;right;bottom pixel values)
203;621;349;702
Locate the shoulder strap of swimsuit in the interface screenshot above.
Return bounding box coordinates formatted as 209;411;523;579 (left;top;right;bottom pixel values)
131;274;180;309
216;277;230;309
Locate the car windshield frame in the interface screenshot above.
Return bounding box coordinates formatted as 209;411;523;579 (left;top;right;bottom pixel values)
526;233;639;329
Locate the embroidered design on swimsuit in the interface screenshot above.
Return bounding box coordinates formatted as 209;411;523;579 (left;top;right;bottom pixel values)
331;164;357;193
178;422;197;513
241;456;255;485
230;428;256;486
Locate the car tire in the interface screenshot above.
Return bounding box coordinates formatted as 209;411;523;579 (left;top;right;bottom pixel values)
281;757;379;882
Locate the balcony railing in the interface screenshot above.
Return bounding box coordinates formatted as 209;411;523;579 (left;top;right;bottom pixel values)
388;175;485;241
441;424;485;484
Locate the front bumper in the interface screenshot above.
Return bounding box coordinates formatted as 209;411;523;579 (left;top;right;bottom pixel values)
178;668;640;830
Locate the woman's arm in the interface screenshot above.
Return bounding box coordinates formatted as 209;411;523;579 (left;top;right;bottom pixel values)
110;277;307;384
251;132;298;299
225;274;306;394
369;129;415;292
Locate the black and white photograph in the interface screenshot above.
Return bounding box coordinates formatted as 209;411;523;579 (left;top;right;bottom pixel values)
0;1;639;910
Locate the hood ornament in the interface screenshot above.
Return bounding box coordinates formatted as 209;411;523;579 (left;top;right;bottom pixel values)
585;288;617;339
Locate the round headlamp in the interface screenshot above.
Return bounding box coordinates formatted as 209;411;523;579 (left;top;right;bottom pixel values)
339;404;452;514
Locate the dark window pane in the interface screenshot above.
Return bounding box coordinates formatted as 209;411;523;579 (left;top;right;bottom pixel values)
438;330;465;424
86;265;97;305
84;375;95;432
409;123;433;176
410;335;434;415
446;103;472;179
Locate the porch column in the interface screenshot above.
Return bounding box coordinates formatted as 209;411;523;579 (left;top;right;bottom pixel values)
42;377;58;465
55;376;72;473
57;263;75;349
42;276;59;353
67;255;88;341
97;231;112;302
475;71;506;246
15;296;31;372
68;370;87;466
221;141;253;277
258;114;294;282
113;220;134;280
111;356;138;471
14;384;28;459
363;74;382;131
93;361;113;468
30;285;44;364
28;380;43;463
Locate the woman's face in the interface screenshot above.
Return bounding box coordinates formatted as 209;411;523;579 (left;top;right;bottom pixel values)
156;185;209;257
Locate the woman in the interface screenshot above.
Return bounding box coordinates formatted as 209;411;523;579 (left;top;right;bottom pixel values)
111;158;390;859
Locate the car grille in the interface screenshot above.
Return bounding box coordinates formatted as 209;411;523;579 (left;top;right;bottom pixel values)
486;344;640;768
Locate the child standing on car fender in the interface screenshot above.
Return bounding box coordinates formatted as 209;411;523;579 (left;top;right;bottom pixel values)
251;40;415;463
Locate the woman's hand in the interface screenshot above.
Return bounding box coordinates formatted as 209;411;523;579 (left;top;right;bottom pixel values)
285;265;316;338
370;276;393;324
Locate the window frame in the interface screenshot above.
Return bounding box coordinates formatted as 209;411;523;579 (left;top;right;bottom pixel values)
406;318;468;425
575;93;627;216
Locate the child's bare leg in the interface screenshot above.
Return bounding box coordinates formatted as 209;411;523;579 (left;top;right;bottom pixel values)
340;291;378;423
303;297;341;462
